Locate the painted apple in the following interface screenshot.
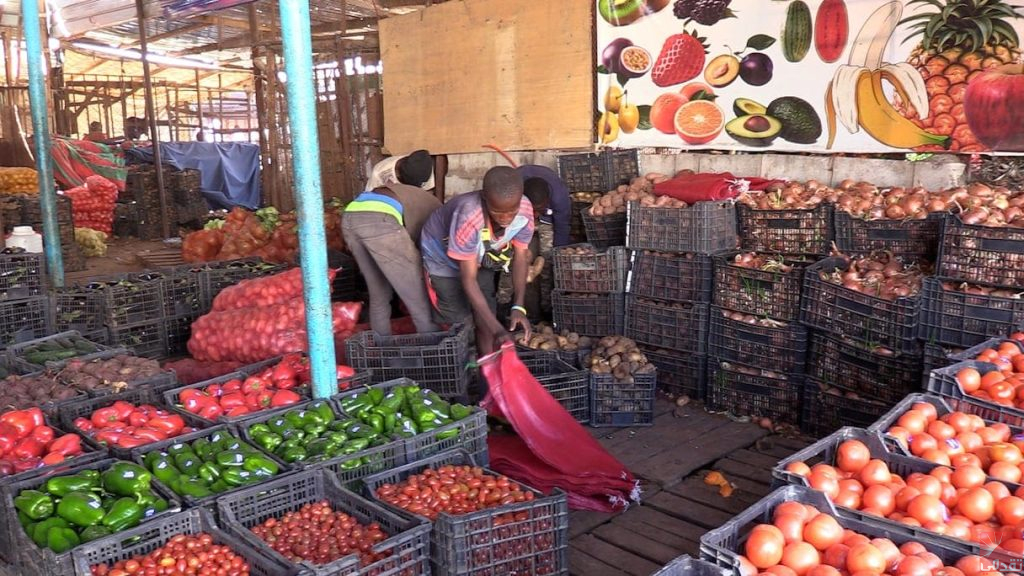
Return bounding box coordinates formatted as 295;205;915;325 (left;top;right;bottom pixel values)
964;64;1024;151
651;93;687;134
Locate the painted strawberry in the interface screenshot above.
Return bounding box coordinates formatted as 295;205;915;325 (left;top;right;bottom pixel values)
651;31;709;87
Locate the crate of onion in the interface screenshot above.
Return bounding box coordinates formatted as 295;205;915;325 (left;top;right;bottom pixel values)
706;360;803;428
708;306;808;376
831;181;949;261
735;181;833;255
713;252;811;322
362;449;569;576
918;276;1024;348
805;331;922;406
217;468;430;576
799;254;925;354
938;210;1024;290
799;378;892;438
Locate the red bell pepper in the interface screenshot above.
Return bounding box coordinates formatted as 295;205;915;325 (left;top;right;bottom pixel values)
48;434;82;456
225;406;251;418
271;361;297;384
219;393;247;410
0;409;43;439
275;378;298;390
115;436;150;449
336;365;356;379
147;414;185;436
94;430;124;446
13;458;40;472
205;384;223;398
222;379;243;394
181;389;213;413
0;423;20;456
11;436;46;459
128;411;149;428
198;402;223;420
73;418;94;432
130;428;168;443
91;407;123;428
137;404;159;414
258;368;274;381
244;376;269;394
255;390;275;409
30;426;54;445
41;452;66;466
110;401;135;421
270;389;301;408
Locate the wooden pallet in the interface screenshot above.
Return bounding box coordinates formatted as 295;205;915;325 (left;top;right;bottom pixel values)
569;399;814;575
137;247;185;269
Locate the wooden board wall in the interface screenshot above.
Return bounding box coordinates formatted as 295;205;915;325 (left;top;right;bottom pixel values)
379;0;594;155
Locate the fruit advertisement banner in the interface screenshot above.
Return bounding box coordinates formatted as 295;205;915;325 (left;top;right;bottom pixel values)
595;0;1024;155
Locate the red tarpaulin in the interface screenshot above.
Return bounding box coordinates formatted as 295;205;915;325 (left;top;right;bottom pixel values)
479;343;640;512
653;171;781;204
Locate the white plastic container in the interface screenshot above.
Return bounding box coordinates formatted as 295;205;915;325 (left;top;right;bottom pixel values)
7;226;43;253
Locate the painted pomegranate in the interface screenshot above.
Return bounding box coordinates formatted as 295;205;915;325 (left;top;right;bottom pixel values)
964;64;1024;151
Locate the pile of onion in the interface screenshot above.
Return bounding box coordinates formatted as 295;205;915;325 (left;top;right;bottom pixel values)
731;252;801;273
832;180;952;220
738;180;832;210
942;280;1023;299
823;252;929;301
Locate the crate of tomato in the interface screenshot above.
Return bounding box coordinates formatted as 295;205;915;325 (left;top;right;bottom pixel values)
239;397;407;486
363;449;569;576
0;407;103;487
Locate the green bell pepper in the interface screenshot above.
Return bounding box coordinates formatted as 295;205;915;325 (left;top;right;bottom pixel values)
148;453;181;485
209;480;230;494
345;422;377;439
380;391;404;413
450;403;473;421
326;431;348;445
102;498;143;532
45;473;99;497
143;452;165;469
280;429;306;443
30;517;69;548
305;438;334;458
136;492;168;517
267;416;292;435
395;417;419;438
342;438;370;453
165;441;192;457
215;451;245;467
198;462;221;484
303;422;327;438
309;400;335;424
207;430;232;448
384;413;397;434
251;431;283;453
174;452;202;476
330;419;357;432
14;490;54;521
192;438;214;461
421;396;450;420
284;410;306;429
281;446;307;463
337;457;365;471
56;491;105;527
248;423;272;436
365;413;385;434
339;395;373;416
79;525;112;543
18;510;33;529
46;526;80;553
242;455;279;475
102;462;153;499
222;468;257;486
366;388;385;406
176;478;213;499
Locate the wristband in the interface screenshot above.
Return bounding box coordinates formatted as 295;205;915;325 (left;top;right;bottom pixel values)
511;305;528;316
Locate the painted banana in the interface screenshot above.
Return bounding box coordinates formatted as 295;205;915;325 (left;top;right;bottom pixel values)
825;1;949;150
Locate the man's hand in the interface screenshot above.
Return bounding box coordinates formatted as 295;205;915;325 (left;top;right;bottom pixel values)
494;328;516;348
509;308;532;341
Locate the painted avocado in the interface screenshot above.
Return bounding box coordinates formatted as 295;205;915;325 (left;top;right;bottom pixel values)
732;98;768;117
725;114;782;147
766;96;822;144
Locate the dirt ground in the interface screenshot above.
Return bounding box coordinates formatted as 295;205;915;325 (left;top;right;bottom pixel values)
64;237;177;283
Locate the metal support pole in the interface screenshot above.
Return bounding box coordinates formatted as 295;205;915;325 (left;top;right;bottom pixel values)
195;69;204;136
278;0;336;398
22;0;64;287
135;0;170;239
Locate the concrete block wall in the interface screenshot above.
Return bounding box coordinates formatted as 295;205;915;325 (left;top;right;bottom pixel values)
442;151;967;198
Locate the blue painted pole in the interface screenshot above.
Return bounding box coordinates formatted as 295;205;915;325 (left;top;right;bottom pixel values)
277;0;337;398
21;0;64;287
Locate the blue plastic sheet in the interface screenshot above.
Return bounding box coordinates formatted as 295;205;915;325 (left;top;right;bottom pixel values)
125;142;261;209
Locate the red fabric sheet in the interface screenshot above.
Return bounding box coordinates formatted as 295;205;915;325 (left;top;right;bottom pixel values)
479;343;640;512
653;171;781;204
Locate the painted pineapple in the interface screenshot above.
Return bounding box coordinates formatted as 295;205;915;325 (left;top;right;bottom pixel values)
897;0;1023;152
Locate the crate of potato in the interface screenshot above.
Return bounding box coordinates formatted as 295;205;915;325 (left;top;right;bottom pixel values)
570;193;599;242
627;200;737;255
584;337;657;427
713;252;812;322
557;149;638;193
516;323;592;368
581;175;661;249
551;243;628;293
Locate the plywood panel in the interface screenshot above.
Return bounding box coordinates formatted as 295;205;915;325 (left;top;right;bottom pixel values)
379;0;593;155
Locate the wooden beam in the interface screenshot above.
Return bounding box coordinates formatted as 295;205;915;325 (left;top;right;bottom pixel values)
123;22;211;47
378;0;432;7
175;17;377;55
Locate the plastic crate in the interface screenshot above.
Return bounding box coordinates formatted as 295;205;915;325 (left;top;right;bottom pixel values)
800;378;894;438
0;414;106;488
626;201;737;254
712;252;811;322
867;393;958;450
919;276;1024;347
708;306;808;375
557;148;638;193
736;203;834;255
926;360;1024;427
334;378;490;468
518;350;590;423
947;338;1024;362
699;484;976;576
50;284;106;334
0;250;45;301
329;251;368;302
216;468;431;576
923;342;960;387
805;331;922;405
130;425;292;508
589;371;657;427
362;450;569;576
834;211;943;261
938;213;1024;289
551;291;625;338
643;348;707;400
7;331;110;371
0;457;182;574
159;264;207;318
71;508;298;576
515;343;588;370
799;257;921;353
654;554;731;576
569;200;590;243
625;296;708;354
581;210;626;249
628;250;713;303
58;386;207;460
164;314;194;357
345;324;472;399
107;320;169;359
0;296;50;348
706;360;803;426
93;273;166;328
47;349;177;398
551;243;628;293
234;393;405;486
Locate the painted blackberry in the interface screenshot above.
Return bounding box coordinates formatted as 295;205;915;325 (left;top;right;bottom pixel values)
674;0;734;25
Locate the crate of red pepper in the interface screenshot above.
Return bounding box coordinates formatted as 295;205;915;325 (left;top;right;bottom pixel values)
57;387;206;460
363;449;569;576
164;353;369;426
72;508;299;576
1;458;182;573
217;468;430;576
0;407;103;487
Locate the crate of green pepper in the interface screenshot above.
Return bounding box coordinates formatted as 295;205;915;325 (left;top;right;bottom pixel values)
334;378;489;467
130;426;290;508
238;398;406;487
0;457;180;574
7;331;111;372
